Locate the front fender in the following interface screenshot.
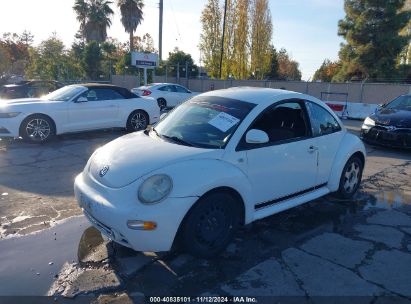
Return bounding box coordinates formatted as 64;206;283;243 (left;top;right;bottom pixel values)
327;133;366;192
150;159;254;224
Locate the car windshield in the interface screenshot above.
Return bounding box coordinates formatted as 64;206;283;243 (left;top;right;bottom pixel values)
385;95;411;111
43;86;85;101
154;96;256;149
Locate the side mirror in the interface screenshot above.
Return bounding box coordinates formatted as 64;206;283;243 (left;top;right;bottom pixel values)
246;129;269;144
187;90;192;94
160;112;168;120
76;96;88;103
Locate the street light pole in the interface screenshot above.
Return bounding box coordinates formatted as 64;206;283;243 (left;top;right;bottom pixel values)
159;0;163;61
219;0;228;79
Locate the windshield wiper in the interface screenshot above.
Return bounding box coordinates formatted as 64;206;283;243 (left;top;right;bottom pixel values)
161;135;195;147
152;127;195;147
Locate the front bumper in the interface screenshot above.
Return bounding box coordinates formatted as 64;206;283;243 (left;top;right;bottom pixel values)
0;117;21;138
74;173;197;252
361;125;411;149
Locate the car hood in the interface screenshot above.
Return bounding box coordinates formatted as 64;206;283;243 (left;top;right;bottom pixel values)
371;108;411;128
89;131;224;188
0;98;45;105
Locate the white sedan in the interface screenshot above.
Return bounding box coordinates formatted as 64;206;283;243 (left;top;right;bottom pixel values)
131;83;198;109
74;87;366;257
0;84;160;143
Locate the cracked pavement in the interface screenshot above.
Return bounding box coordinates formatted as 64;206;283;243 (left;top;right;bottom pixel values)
1;121;411;302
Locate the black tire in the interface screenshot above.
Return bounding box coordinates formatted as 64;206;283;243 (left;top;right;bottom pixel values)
336;155;364;199
126;110;149;132
20;114;56;143
157;98;167;110
179;191;242;258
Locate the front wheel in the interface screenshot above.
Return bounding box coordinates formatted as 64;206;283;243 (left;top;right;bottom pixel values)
179;192;242;258
336;155;363;199
126;110;149;132
20;115;55;143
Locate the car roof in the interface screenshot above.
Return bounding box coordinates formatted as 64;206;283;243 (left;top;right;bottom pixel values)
70;83;137;99
200;87;305;105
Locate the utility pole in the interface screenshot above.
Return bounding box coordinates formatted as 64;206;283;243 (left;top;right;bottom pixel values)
159;0;163;61
219;0;228;79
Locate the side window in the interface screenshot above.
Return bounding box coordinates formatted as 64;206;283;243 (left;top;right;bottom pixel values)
78;88;124;101
158;86;168;92
175;85;189;93
95;89;125;100
306;102;341;136
243;101;309;149
77;89;97;101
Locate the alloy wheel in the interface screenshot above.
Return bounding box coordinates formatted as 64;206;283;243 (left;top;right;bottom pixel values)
26;118;51;141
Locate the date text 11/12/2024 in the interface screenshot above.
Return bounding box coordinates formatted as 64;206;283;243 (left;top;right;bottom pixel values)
148;296;258;303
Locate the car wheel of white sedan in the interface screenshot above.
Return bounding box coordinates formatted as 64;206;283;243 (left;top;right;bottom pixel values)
179;191;242;258
20;115;55;143
157;98;167;110
126;110;149;132
337;155;363;199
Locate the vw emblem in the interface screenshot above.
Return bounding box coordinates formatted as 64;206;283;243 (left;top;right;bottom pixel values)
99;165;109;177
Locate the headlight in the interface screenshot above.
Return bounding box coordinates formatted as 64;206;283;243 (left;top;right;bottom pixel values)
363;117;375;127
138;174;173;204
0;112;21;118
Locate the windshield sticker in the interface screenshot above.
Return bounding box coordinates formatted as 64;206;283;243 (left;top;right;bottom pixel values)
208;112;240;132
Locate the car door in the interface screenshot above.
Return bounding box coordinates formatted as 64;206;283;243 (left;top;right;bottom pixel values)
162;85;178;107
174;85;193;106
67;88;119;131
305;101;344;185
236;100;319;206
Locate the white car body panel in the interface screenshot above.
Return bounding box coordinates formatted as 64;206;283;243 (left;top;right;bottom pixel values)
131;83;199;107
74;87;366;252
0;85;160;138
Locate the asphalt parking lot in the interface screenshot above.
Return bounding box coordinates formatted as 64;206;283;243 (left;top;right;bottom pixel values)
0;120;410;303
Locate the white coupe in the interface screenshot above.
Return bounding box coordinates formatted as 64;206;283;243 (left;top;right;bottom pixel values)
0;84;160;143
74;87;366;257
131;83;198;109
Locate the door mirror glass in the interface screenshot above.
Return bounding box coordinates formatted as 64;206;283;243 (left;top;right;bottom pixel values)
76;96;88;103
246;129;269;144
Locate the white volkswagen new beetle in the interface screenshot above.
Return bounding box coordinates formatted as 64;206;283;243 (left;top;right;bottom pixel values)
74;87;366;257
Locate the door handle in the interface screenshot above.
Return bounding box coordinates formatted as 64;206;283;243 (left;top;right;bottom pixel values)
308;145;318;153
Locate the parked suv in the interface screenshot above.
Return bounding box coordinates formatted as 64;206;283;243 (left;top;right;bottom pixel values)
0;80;64;99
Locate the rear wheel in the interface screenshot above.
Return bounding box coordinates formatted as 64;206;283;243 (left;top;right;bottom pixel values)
157;98;167;110
179;192;242;258
126;110;149;132
336;155;363;199
20;115;55;143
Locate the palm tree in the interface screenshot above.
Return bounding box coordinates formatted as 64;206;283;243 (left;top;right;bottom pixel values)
73;0;114;43
117;0;144;51
73;0;89;42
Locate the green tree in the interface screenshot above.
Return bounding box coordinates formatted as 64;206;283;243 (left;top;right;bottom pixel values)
166;48;198;78
336;0;410;82
83;41;103;79
73;0;114;43
249;0;272;80
1;31;34;75
25;34;84;80
221;0;236;79
232;0;249;79
199;0;222;78
277;49;302;81
313;59;341;82
117;0;144;52
265;46;279;80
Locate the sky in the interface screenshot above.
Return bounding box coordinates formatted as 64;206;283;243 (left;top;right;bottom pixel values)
0;0;345;80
